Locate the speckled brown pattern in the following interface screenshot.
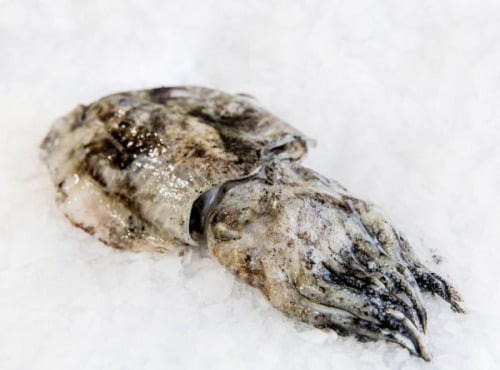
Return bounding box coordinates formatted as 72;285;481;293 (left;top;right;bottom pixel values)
41;86;462;360
41;87;309;249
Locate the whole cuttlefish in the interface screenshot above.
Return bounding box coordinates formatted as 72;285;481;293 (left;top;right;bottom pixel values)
41;86;463;361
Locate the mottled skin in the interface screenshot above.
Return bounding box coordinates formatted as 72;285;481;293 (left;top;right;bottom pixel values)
41;86;462;361
41;87;307;250
207;160;462;360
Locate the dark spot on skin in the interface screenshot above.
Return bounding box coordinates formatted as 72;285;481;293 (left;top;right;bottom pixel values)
82;137;132;170
322;262;369;291
188;107;216;123
305;249;315;270
297;231;309;240
189;105;261;132
187;107;261;171
70;106;88;131
193;146;206;158
82;119;165;171
111;192;141;216
72;221;96;236
296;191;352;214
412;269;457;307
147;87;174;103
88;166;108;187
94;102;116;122
109;120;162;160
149;112;166;132
263;165;277;184
350;243;373;269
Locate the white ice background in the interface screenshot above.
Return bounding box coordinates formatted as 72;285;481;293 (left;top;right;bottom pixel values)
1;1;500;369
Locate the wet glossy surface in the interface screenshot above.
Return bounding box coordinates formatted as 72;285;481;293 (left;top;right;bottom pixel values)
41;87;462;360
